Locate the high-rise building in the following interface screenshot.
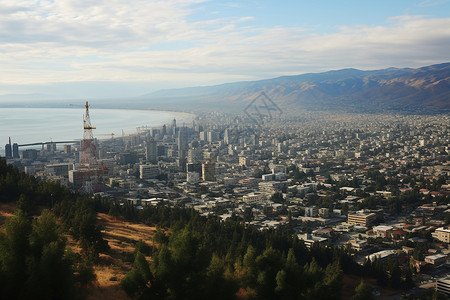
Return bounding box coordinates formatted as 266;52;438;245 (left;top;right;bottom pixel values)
223;129;229;145
171;118;177;136
199;131;207;141
177;127;188;158
47;143;56;152
202;161;215;181
12;143;19;158
146;139;157;163
5;137;12;158
187;147;202;164
207;131;216;143
64;144;72;154
186;162;202;184
4;143;12;159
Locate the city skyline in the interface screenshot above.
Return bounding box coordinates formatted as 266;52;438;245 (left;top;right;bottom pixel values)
0;0;450;99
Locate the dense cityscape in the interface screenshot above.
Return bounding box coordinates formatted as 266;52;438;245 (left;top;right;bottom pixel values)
2;1;450;299
3;103;450;298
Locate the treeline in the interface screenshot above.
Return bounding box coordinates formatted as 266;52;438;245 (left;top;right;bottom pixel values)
0;158;108;299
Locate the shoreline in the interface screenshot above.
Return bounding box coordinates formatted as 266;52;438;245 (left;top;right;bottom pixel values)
0;107;195;156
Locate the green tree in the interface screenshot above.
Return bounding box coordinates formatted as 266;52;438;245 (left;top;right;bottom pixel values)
0;209;88;300
203;253;238;300
121;251;152;298
243;245;258;289
255;247;283;300
322;260;343;299
350;280;374;300
275;248;302;299
302;258;326;299
0;210;31;299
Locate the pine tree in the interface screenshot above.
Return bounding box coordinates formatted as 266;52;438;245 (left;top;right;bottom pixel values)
351;280;374;300
121;251;152;298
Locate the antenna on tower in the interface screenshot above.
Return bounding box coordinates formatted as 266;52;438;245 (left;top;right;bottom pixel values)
78;101;106;193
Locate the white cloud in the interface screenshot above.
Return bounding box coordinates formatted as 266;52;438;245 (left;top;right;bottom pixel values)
417;0;450;7
0;0;449;92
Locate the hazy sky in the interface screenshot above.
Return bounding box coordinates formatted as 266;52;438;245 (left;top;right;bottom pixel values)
1;0;450;98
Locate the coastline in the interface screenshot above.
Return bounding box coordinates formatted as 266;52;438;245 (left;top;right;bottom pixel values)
0;107;195;156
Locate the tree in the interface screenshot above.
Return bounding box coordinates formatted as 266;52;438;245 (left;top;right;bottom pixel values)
322;260;343;299
351;280;374;300
0;209;87;300
302;258;325;298
275;248;302;299
243;245;257;288
203;253;238;300
0;209;31;299
121;251;152;298
255;247;283;300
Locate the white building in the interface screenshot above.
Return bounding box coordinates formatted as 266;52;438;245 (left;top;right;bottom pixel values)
432;227;450;243
139;164;159;179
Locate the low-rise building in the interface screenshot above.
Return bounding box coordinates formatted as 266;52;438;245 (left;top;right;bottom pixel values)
140;164;160;179
366;250;397;263
432;227;450;243
297;233;328;248
437;276;450;296
372;225;394;238
348;240;368;252
424;253;447;266
348;211;377;226
243;192;266;203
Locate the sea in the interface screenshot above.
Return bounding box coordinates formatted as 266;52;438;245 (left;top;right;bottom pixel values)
0;107;194;155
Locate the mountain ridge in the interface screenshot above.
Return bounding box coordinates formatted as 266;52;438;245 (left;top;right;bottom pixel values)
141;63;450;113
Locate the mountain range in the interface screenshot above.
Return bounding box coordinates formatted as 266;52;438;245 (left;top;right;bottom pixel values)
140;62;450;113
1;63;449;113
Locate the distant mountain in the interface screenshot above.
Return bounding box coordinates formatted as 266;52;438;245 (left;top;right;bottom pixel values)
0;93;59;101
141;63;450;113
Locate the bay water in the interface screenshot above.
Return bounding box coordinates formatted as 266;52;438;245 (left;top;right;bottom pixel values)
0;107;193;155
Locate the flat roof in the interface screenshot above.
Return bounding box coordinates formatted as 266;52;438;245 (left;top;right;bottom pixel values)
425;253;447;260
373;225;394;231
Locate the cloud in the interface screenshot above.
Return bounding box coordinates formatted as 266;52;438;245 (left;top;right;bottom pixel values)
417;0;450;7
0;1;449;93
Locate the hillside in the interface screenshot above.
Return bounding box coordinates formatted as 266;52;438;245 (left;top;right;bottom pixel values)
85;213;158;300
140;63;450;113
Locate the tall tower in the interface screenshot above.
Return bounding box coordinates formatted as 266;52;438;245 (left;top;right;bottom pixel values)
177;127;188;159
4;137;12;159
146;138;157;163
78;101;104;193
202;161;215;181
172;118;177;136
12;143;19;158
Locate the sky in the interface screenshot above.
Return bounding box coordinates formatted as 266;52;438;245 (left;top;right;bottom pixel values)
0;0;450;99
